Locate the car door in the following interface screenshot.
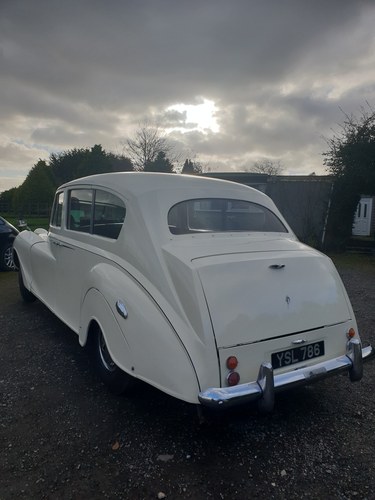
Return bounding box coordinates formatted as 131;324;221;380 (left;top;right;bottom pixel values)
29;192;64;310
352;197;373;236
51;187;126;334
53;188;94;333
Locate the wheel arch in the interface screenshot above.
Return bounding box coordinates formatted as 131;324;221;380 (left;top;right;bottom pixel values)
79;287;134;377
13;248;20;269
84;317;100;350
79;276;201;404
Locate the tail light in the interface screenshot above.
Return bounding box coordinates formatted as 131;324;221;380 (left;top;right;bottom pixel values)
347;328;356;339
226;356;238;370
227;371;240;386
226;355;240;386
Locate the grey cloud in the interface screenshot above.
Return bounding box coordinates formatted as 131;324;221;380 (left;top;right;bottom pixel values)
1;0;366;106
1;0;375;189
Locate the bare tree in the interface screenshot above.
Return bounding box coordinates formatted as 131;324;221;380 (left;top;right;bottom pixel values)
123;121;179;171
252;159;283;176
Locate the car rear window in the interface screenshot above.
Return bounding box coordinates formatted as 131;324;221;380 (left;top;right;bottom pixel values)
168;198;287;235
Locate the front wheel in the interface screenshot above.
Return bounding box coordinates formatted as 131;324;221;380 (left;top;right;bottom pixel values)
0;242;16;271
91;325;134;395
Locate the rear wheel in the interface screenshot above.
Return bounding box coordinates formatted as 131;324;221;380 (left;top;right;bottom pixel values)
18;266;36;303
91;325;134;395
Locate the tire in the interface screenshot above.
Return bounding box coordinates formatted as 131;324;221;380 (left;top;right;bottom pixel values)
91;325;134;395
18;267;36;303
0;242;16;271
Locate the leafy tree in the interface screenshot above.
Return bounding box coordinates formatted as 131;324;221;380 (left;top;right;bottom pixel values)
252;159;283;176
77;145;115;178
12;160;56;213
144;151;174;173
124;122;179;171
181;158;203;175
50;148;89;185
111;155;134;172
0;187;17;206
1;145;134;215
323;107;375;248
50;145;134;185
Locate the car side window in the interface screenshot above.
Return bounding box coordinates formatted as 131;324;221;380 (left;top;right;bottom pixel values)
68;189;93;233
50;192;64;228
93;190;125;239
66;188;125;240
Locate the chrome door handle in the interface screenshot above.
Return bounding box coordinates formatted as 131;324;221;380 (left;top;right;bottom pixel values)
116;300;128;319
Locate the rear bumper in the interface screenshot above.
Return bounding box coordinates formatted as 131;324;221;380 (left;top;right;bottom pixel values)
198;339;375;411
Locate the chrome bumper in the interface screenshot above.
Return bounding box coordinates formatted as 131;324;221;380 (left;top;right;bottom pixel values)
198;339;375;412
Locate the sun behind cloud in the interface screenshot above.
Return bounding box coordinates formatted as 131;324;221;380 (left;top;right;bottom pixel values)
166;98;220;134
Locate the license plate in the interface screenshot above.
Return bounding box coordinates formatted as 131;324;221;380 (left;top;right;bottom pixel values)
271;341;325;369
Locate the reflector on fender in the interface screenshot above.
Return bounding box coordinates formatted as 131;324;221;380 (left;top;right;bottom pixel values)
348;328;356;339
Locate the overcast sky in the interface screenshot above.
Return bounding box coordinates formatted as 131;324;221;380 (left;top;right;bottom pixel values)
1;0;375;191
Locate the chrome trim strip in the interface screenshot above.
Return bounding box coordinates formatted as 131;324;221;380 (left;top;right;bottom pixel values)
362;345;374;359
198;342;375;410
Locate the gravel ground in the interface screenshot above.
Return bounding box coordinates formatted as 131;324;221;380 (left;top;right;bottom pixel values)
0;261;375;500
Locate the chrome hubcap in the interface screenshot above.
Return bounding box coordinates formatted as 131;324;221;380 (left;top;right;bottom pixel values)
98;332;116;372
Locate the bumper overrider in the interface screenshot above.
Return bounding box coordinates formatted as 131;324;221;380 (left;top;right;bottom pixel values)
198;339;375;412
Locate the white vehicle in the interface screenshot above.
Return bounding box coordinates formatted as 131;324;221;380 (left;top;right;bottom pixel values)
13;173;374;412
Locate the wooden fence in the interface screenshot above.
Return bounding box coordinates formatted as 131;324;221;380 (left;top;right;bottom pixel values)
0;202;51;217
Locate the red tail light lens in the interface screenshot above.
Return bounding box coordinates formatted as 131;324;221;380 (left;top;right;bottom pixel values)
227;371;240;386
348;328;356;339
226;356;238;370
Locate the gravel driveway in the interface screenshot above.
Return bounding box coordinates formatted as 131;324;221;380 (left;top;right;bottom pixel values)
1;260;375;500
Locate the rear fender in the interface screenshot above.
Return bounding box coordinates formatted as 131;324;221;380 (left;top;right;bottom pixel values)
80;264;201;404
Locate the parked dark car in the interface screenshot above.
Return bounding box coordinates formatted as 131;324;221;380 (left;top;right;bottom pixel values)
0;216;19;271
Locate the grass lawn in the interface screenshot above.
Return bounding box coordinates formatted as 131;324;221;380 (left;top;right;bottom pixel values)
329;252;375;272
3;215;50;232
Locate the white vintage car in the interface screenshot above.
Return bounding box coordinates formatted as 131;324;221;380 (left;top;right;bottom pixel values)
13;173;374;412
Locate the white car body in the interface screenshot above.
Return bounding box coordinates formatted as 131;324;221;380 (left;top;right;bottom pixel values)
13;173;373;410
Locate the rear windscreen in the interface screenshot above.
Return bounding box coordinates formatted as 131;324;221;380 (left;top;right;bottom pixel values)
168;198;287;235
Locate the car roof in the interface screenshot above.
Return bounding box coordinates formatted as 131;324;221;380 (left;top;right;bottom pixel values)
59;172;271;206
